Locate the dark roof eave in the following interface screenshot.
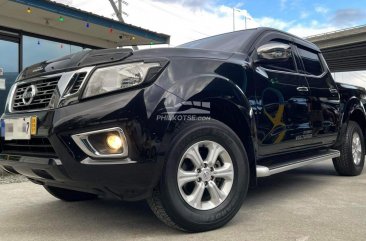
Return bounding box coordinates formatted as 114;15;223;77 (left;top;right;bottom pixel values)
10;0;170;44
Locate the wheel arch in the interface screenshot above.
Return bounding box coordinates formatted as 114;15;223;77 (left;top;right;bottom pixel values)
155;69;258;188
340;98;366;145
160;98;258;188
349;108;366;141
208;98;257;188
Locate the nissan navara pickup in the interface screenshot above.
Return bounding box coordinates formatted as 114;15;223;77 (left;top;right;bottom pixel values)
1;28;365;232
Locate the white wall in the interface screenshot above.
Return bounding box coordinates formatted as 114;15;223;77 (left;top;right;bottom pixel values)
333;71;366;89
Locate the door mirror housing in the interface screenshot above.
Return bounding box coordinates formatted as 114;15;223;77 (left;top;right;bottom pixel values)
256;42;292;64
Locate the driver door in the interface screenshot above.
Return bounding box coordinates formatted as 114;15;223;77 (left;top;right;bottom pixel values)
253;37;312;157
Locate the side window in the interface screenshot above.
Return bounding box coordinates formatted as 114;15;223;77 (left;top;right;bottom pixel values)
257;41;297;73
297;47;323;76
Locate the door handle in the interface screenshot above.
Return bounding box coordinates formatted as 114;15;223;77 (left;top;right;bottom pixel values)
297;87;309;92
329;88;338;94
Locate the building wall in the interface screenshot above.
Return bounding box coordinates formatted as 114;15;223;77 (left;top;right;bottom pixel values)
332;71;366;89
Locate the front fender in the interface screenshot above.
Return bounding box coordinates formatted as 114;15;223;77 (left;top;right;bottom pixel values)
341;97;366;125
155;69;253;130
334;97;366;147
151;58;257;184
154;57;251;119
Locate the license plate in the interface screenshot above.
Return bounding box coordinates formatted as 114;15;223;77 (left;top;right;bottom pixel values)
1;117;37;141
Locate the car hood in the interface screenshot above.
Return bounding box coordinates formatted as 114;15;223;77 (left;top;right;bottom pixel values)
18;47;234;81
18;48;133;81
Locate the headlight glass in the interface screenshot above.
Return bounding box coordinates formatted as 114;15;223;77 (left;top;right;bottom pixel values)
83;62;160;98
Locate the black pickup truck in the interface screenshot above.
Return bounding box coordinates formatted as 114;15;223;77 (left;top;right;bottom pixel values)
1;27;365;232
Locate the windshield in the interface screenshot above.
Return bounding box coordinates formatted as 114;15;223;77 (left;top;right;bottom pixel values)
179;29;256;52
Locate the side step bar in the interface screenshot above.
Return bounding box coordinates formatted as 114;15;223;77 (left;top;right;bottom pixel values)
256;149;340;178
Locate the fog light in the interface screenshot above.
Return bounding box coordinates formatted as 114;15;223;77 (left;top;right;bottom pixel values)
106;134;123;150
71;127;128;158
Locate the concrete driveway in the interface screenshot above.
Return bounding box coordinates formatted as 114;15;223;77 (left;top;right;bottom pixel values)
0;160;365;241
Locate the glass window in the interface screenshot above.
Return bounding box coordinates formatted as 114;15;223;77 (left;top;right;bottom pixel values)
298;47;323;76
0;39;19;114
260;41;297;73
23;36;84;68
70;45;83;54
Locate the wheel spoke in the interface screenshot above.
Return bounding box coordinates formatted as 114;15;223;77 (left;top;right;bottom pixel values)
185;144;204;168
352;133;363;165
187;182;205;209
206;142;224;167
213;163;234;180
207;181;226;205
357;146;362;153
177;169;198;187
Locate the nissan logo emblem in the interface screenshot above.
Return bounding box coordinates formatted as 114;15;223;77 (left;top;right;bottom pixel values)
22;85;37;106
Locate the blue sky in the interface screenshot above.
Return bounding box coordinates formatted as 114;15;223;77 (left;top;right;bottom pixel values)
141;0;366;39
220;0;366;35
54;0;366;44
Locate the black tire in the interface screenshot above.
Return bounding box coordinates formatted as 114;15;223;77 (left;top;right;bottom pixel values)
147;120;250;232
44;186;97;202
333;121;365;176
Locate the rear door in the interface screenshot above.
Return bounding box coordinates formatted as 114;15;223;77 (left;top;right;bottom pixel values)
295;45;340;145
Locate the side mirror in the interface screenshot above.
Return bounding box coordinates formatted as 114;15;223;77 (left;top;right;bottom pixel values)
256;42;292;64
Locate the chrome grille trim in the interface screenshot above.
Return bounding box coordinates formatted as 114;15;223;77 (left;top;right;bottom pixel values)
12;76;60;111
58;67;95;107
69;72;87;95
9;67;95;113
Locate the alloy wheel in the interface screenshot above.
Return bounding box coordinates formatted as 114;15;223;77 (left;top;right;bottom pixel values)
177;141;234;210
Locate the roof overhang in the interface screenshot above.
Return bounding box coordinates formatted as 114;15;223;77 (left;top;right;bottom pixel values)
307;25;366;49
0;0;170;48
307;26;366;72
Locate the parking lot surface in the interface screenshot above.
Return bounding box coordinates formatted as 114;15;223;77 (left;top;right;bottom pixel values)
0;160;365;241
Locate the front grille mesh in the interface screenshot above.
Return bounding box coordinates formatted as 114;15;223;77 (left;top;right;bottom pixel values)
1;138;57;158
12;77;60;111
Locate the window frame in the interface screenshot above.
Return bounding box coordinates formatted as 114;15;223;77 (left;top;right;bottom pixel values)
293;45;326;78
0;29;21;73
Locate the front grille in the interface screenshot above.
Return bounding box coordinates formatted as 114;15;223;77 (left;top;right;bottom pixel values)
1;138;57;158
12;76;60;112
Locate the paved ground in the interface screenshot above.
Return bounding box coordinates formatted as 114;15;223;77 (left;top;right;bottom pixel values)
0;172;28;184
0;160;365;241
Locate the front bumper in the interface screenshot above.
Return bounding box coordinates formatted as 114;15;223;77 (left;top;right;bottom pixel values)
0;153;161;200
0;86;171;200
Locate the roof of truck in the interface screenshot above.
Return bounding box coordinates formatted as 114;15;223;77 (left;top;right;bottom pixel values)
180;27;321;53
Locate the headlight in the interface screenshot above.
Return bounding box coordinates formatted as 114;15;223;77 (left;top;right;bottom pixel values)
83;62;161;98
